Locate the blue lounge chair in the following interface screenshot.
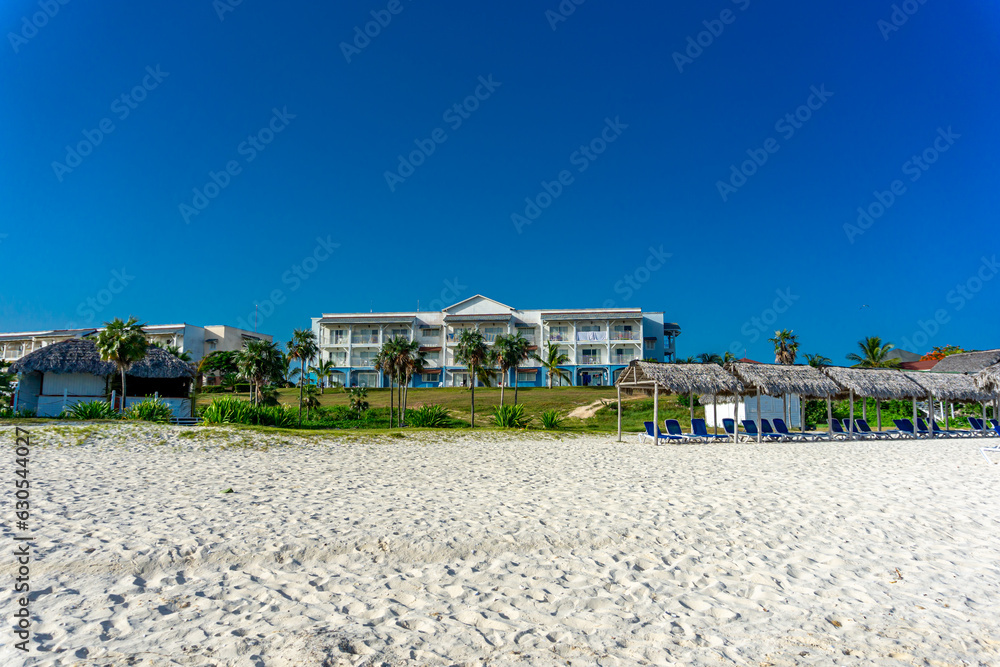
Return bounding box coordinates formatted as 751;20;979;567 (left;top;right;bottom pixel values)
828;419;854;440
991;419;1000;432
771;417;809;441
664;419;701;442
692;418;730;442
742;419;783;442
840;418;876;439
917;417;962;437
642;421;680;444
969;417;984;432
980;421;1000;462
893;419;924;437
853;418;897;439
760;419;791;441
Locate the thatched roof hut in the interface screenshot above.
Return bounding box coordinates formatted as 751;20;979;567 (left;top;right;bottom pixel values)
724;362;840;398
821;366;926;399
615;360;744;395
902;370;991;402
975;363;1000;395
929;349;1000;374
10;339;192;379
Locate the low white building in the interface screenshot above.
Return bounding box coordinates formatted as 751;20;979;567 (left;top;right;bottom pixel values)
703;393;802;429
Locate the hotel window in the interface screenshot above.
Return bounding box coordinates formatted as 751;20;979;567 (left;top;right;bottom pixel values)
517;372;533;382
644;339;656;350
484;327;503;335
549;326;568;340
422;373;438;383
390;328;409;339
423;328;440;338
580;325;600;332
425;351;440;362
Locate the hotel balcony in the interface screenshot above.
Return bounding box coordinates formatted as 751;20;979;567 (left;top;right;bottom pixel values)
611;354;636;365
350;335;379;345
609;332;640;341
350;357;377;367
579;354;603;365
548;333;572;342
576;332;608;342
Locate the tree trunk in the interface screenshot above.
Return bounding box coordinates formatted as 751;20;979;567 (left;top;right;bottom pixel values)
389;376;394;428
499;367;505;406
471;363;476;427
514;365;519;404
120;369;127;412
547;368;553;389
298;360;305;426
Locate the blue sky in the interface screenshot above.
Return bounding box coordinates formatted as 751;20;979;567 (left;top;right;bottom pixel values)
2;0;998;362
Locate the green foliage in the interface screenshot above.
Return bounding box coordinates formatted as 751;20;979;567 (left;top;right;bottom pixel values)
407;404;453;427
541;409;564;429
846;336;900;368
64;400;117;420
123;398;173;423
345;386;369;414
492;403;531;429
258;385;280;406
0;407;36;419
202;396;297;428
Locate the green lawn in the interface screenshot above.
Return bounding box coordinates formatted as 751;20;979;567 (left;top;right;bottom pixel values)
196;386;708;433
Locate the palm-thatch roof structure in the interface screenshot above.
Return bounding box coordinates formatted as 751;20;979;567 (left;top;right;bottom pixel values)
820;366;926;399
902;370;991;402
9;338;115;375
929;349;1000;374
724;362;840;398
975;363;1000;395
615;360;744;395
10;339;192;378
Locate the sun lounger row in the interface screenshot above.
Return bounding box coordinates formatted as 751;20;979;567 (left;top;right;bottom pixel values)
640;417;1000;444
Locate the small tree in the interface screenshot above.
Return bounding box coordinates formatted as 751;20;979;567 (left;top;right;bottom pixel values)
455;330;488;427
286;329;319;426
535;343;571;388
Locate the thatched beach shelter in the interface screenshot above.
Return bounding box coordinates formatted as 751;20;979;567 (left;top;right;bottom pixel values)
614;361;744;442
723;362;840;441
975;364;1000;429
821;366;925;434
930;349;1000;375
10;339;193;417
904;370;995;435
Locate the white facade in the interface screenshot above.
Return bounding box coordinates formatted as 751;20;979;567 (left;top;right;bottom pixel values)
704;393;802;429
311;295;681;388
1;324;271;364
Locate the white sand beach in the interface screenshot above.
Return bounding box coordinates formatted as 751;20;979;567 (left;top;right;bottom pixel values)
3;424;1000;666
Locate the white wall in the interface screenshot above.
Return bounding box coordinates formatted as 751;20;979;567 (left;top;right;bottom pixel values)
704;394;801;428
42;372;106;397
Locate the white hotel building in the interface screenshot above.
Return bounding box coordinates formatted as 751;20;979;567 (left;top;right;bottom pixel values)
311;295;681;388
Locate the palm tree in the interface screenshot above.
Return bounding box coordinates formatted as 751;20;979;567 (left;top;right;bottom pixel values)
95;316;148;411
804;353;832;368
310;359;337;394
303;384;321;419
396;339;424;425
375;337;403;427
768;329;799;365
507;334;532;404
236;339;285;404
846;336;900;368
286;329;319;426
455;329;488;427
723;351;737;364
536;343;571;388
697;352;723;365
493;334;516;405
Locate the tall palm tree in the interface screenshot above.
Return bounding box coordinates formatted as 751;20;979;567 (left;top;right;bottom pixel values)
455;329;488;427
493;334;516;405
768;329;799;365
374;340;400;427
697;352;724;365
95;316;148;410
507;334;532;404
396;339;424;425
804;353;832;368
303;384;321;419
236;339;284;405
286;329;319;426
536;343;571;388
846;336;900;368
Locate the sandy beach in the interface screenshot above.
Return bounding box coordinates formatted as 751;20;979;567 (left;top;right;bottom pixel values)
3;423;1000;666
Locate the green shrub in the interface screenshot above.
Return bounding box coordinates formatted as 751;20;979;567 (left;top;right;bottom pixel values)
64;400;117;420
492;403;531;429
124;398;173;423
408;404;452;427
541;409;564;429
202;396;296;428
0;407;37;419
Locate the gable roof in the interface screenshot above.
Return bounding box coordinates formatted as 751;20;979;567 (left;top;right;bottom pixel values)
441;294;515;313
929;349;1000;374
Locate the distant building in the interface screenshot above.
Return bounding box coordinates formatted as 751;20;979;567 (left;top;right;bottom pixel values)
930;349;1000;374
311;294;681;388
0;324;270;364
